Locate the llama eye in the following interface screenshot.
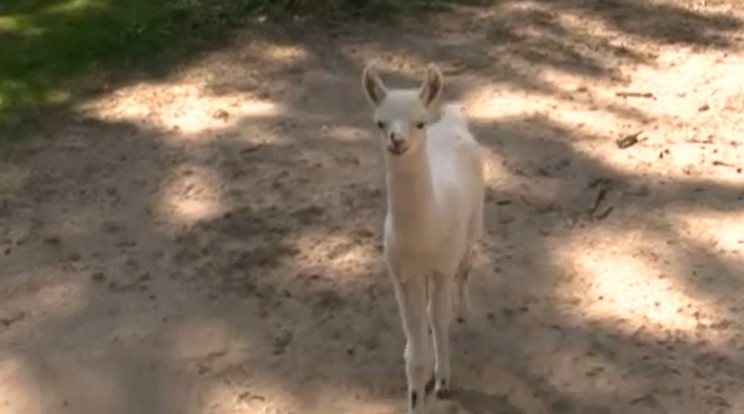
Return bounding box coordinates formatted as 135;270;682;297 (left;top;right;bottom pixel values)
376;121;386;129
415;122;425;129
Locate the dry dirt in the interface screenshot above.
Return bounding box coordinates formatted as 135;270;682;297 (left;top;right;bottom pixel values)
2;1;744;413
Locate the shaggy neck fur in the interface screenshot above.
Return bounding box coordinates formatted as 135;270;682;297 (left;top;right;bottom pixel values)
384;142;438;250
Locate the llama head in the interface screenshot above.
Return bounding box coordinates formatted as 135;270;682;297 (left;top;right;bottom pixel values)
362;61;444;157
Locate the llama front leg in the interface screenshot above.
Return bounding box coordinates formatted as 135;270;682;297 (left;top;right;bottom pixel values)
430;272;453;398
392;274;431;413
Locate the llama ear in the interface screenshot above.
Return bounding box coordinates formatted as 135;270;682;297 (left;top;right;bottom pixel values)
419;63;444;108
362;61;387;106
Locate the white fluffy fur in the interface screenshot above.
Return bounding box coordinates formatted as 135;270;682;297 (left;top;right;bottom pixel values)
362;62;484;413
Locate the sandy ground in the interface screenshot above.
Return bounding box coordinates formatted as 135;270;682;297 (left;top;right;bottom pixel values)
2;0;744;413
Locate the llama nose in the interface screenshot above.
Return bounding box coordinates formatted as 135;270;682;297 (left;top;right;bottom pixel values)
389;132;404;147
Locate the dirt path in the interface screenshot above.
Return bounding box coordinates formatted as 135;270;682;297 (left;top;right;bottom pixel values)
2;1;744;413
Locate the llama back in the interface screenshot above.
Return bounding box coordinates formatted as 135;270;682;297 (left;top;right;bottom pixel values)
428;102;484;246
445;103;484;243
439;103;468;128
428;103;477;147
428;102;480;154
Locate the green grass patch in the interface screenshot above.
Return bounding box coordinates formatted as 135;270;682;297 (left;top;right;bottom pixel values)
0;0;254;128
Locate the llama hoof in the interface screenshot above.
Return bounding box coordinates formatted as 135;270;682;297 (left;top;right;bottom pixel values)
435;387;451;399
435;380;451;399
425;375;436;396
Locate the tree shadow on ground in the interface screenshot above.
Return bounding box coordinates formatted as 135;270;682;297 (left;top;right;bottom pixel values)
3;0;742;131
2;100;742;413
539;0;743;48
2;1;744;413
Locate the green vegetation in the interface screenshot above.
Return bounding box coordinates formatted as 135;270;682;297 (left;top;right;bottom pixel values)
0;0;454;129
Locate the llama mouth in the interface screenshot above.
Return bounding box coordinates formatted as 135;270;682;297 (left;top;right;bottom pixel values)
388;145;408;156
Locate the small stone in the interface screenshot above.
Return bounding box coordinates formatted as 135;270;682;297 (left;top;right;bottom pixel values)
240;144;263;156
43;236;61;246
212;109;229;121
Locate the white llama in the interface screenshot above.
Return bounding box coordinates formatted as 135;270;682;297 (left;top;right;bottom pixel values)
361;61;484;413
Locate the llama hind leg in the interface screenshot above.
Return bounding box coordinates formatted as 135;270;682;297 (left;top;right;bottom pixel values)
455;247;475;324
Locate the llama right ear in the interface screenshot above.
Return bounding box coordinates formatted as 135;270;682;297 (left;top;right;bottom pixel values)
419;63;444;108
362;62;387;106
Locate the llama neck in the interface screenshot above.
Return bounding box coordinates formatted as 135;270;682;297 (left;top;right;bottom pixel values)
385;145;438;239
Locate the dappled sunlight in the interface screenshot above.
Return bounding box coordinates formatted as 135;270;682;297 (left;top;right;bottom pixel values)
293;231;379;280
201;379;302;414
546;218;741;346
18;351;123;414
32;277;88;316
156;164;224;225
0;162;30;196
541;346;639;400
3;273;90;327
481;146;511;184
168;316;243;361
250;41;308;65
492;1;644;77
0;15;44;37
629;51;744;133
346;43;434;80
168;196;220;224
0;353;45;414
575;251;706;334
200;382;255;414
463;85;651;166
200;375;399;414
673;212;744;253
469;103;743;199
43;0;102;15
614;49;744;118
3;1;744;413
0;351;122;414
82;80;284;138
319;124;368;142
299;383;397;414
467;90;622;141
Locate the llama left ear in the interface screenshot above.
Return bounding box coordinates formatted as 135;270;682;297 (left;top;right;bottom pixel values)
419;63;444;108
362;61;388;107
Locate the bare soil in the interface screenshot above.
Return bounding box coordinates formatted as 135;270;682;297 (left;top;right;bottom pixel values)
2;1;744;413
